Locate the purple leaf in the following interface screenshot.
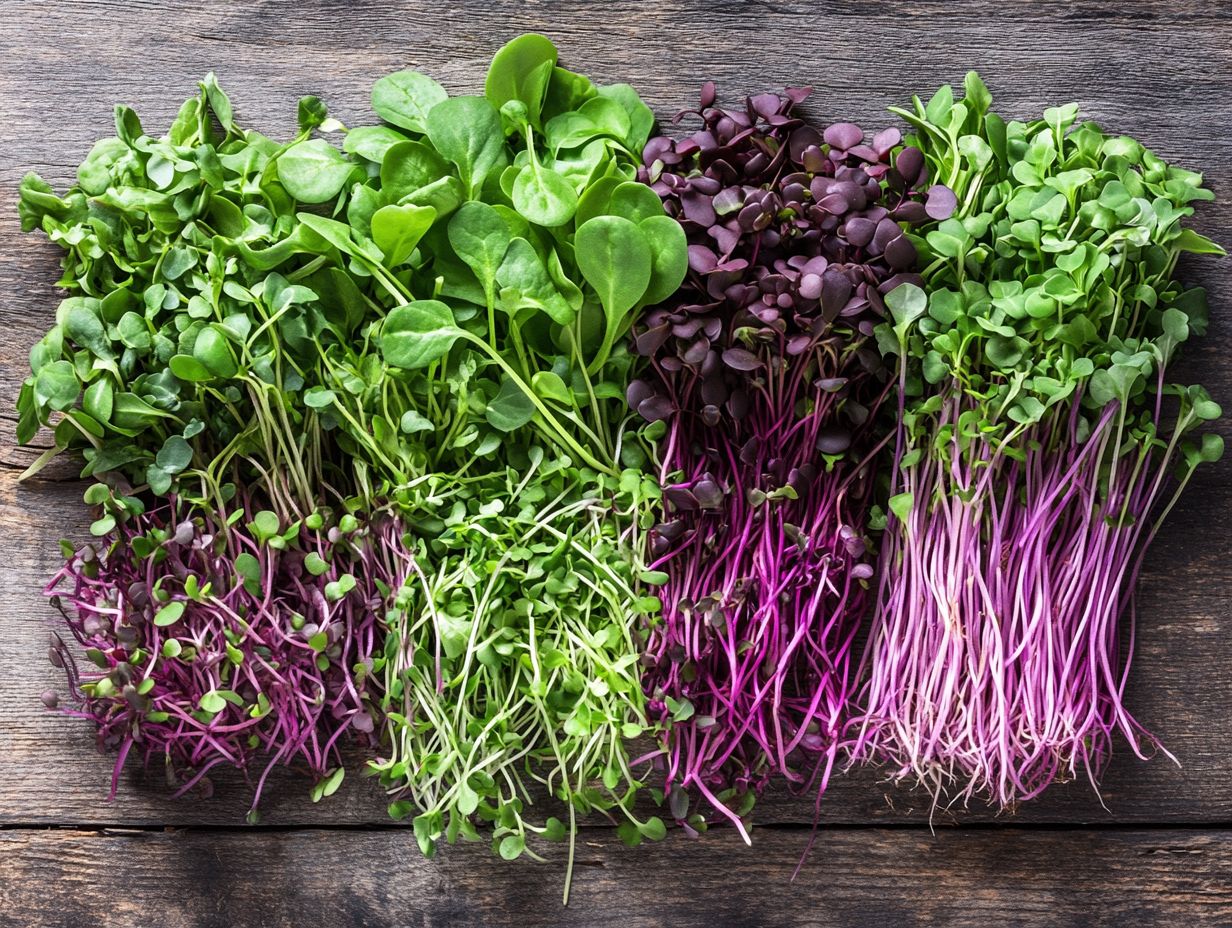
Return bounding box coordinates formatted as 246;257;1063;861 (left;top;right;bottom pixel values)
824;122;863;150
925;184;958;220
721;348;762;371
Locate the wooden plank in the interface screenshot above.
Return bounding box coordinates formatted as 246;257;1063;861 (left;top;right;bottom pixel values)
1;826;1229;927
1;0;1230;830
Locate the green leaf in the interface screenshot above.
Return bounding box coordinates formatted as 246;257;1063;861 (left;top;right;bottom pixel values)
530;370;571;405
639;816;667;841
399;409;434;434
889;492;914;526
637;214;688;307
486;378;536;432
168;354;213;382
574;175;623;227
193;325;238;378
325;573;357;601
512;160;578;227
318;766;345;800
382;300;463;369
156;435;193;474
497;833;526;861
885;283;927;334
1174;227;1226;255
34;360;79;412
448;202;513;301
198;690;227;714
154;601;186;627
425;96;507;198
380;140;449;203
297;95;329;133
82;379;113;424
303;386;337;409
608;181;663;223
145;465;172;496
495;238;575;325
575;216;652;347
249;510;280;541
235;552;261;594
343;125;410;163
277;139;355;203
371;204;436;267
485;33;558;129
304;552;330;576
597;83;655;150
371;70;448;134
63;299;114;360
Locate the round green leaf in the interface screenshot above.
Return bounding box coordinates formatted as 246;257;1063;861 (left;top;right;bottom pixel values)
530;370;571;405
638;214;688;307
382;300;462;369
193;325;238;378
277;139;355;204
304;551;330;576
155;601;186;627
512;161;577;227
198;689;227;714
380;140;449;202
303;386;337;409
34;360;79;412
575;215;652;318
156;435;193;474
608;181;663;223
169;354;213;383
83;379;113;424
371;204;436;267
497;833;526;861
371;71;447;134
448;202;514;298
486;377;536;431
343;125;410;163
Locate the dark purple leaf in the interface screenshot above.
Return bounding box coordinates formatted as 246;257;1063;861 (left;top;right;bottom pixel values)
721;348;762;371
895;146;924;184
815;427;851;454
824;122;863;150
884;234;917;270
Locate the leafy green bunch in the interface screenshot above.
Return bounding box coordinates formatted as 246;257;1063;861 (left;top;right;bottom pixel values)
854;74;1224;806
17;75;358;519
881;71;1223;461
297;35;686;890
18;34;685;890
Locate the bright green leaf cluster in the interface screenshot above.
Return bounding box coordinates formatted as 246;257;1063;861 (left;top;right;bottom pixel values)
16;35;681;897
882;73;1223;470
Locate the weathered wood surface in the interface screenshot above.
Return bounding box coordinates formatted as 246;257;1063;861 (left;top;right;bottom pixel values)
1;0;1230;924
2;827;1230;928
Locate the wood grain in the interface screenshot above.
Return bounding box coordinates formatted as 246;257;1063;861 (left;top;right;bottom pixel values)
0;0;1230;923
2;826;1230;928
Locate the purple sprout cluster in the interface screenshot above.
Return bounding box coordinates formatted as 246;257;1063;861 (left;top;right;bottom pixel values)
630;85;953;834
45;497;390;812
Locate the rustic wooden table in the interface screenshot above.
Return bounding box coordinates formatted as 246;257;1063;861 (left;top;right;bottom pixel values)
2;1;1230;925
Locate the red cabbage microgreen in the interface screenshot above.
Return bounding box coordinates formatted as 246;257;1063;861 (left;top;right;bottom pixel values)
47;488;381;816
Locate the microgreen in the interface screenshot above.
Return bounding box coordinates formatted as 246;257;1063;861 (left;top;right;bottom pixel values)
45;491;380;810
631;85;944;835
853;73;1225;807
